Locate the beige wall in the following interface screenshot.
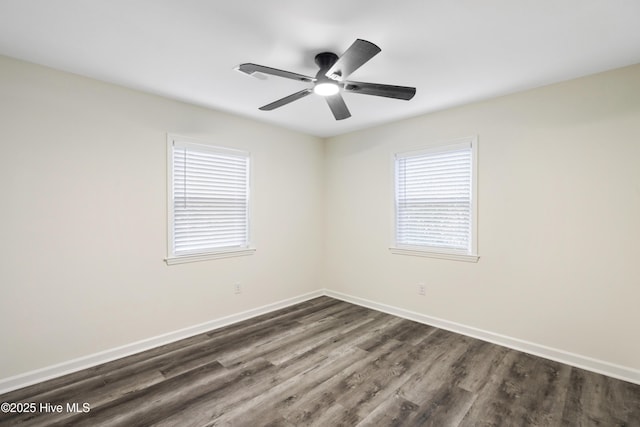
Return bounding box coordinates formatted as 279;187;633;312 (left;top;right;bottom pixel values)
324;64;640;370
1;54;639;382
0;56;324;378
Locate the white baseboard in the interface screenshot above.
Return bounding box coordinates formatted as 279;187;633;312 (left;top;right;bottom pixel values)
2;288;638;394
0;290;324;395
324;289;640;386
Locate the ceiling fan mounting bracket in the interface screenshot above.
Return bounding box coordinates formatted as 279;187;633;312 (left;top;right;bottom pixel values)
314;52;339;71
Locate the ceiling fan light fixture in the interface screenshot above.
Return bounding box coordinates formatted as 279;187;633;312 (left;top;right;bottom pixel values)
313;82;339;96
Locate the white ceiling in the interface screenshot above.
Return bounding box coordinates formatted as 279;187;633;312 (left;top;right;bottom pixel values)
1;1;639;138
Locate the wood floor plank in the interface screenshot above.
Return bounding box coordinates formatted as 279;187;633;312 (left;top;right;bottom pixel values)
1;296;639;427
355;394;419;426
395;331;476;404
561;366;640;426
459;351;571;427
280;339;405;424
191;347;371;427
333;338;443;422
259;310;393;367
157;349;334;427
450;339;510;393
392;320;437;345
405;384;476;427
1;367;166;426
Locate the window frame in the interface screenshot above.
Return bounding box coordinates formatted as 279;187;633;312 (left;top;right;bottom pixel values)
165;134;255;265
390;136;479;262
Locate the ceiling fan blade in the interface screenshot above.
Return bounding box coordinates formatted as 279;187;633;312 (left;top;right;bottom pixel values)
237;63;314;82
259;89;313;111
325;93;351;120
343;81;416;100
325;39;381;81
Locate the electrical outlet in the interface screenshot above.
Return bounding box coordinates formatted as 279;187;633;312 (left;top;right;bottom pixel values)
234;283;242;294
417;282;426;296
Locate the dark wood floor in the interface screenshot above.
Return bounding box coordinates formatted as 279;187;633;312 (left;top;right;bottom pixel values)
1;297;639;426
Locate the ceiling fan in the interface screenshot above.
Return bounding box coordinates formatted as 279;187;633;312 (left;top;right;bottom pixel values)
236;39;416;120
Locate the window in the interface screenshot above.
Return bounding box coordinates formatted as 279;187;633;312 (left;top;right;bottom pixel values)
391;137;478;262
166;135;254;265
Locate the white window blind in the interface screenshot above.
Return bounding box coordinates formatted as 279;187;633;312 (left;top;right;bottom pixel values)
394;138;477;258
168;137;251;261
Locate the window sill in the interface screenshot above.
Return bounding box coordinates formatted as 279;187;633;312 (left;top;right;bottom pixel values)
389;247;479;263
165;248;256;265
